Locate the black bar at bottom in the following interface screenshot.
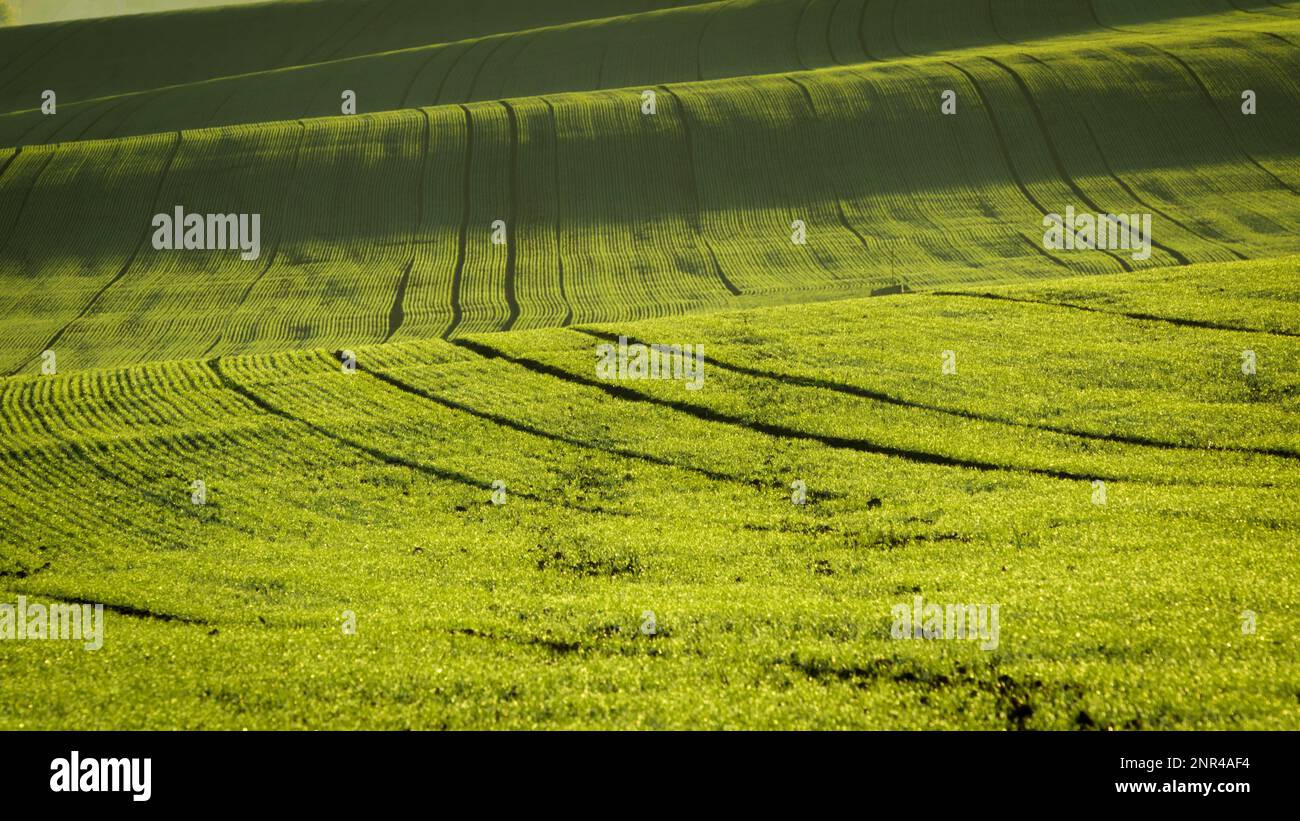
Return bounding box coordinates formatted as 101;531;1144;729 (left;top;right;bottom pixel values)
2;730;1287;809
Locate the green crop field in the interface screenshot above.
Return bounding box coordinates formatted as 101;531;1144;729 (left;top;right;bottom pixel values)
0;0;1297;730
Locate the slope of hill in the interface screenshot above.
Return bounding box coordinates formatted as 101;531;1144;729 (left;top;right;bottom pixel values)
1;256;1296;729
0;0;707;112
1;0;1296;145
0;0;1298;731
0;1;1296;374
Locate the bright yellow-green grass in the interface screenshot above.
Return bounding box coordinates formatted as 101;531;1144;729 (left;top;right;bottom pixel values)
0;0;1298;729
0;256;1297;729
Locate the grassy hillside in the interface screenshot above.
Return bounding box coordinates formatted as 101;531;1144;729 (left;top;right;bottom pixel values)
1;257;1296;729
3;0;1294;144
0;1;1297;374
16;1;293;26
0;0;1297;731
0;0;706;112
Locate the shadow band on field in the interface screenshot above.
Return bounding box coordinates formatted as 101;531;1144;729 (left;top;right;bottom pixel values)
934;290;1300;339
358;363;837;495
572;328;1300;463
1;588;211;626
207;356;628;517
449;338;1113;483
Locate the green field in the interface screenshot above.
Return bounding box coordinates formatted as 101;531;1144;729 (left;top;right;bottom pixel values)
0;0;1297;729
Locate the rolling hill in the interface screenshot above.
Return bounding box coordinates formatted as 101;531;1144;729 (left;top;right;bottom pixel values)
2;256;1298;728
0;0;1297;374
0;0;1297;729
